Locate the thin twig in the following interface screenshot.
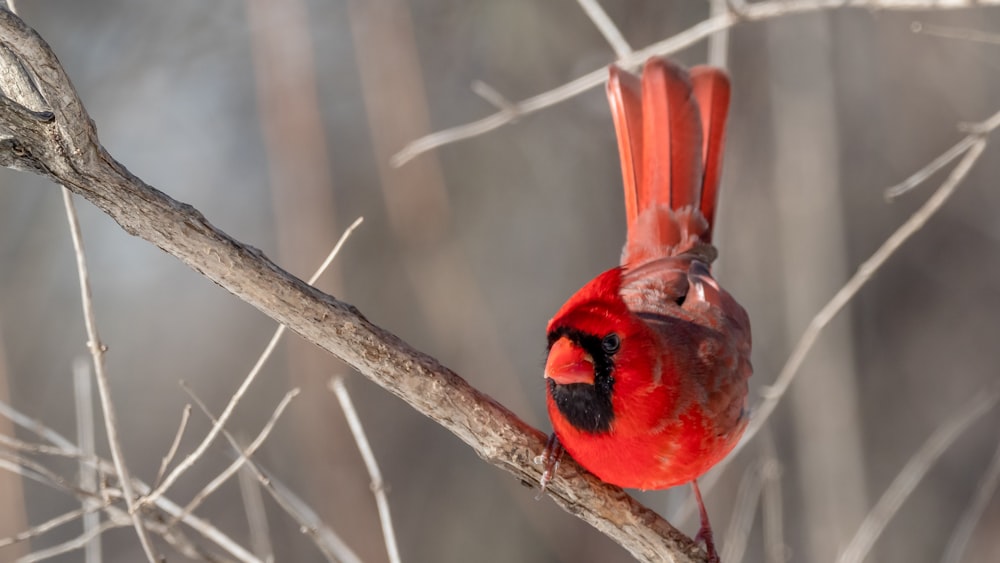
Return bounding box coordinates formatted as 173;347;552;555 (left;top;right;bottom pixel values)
884;134;979;200
305;217;365;287
836;387;1000;563
0;433;91;459
740;137;990;453
471;81;516;114
155;404;192;488
61;188;157;562
96;509;220;563
0;458;48;490
390;16;729;166
182;383;361;563
330;376;402;563
707;0;730;68
0;403;82;456
677;116;996;535
0;506;96;549
146;518;219;562
940;433;1000;563
0;398;260;563
392;0;1000;166
576;0;632;58
0;449;97;499
72;357;102;563
264;471;363;563
885;108;1000;199
171;387;300;526
142;217;363;510
238;461;274;563
17;519;124;563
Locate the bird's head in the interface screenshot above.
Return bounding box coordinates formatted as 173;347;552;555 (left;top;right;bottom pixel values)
544;268;661;435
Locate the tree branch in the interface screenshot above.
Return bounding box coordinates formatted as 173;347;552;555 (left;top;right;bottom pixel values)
0;8;702;562
391;0;1000;166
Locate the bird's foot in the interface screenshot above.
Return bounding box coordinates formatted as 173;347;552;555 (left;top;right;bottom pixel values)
695;524;720;563
692;480;720;563
534;433;563;499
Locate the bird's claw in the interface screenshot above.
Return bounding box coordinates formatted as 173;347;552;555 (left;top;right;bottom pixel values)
535;434;563;499
695;526;720;563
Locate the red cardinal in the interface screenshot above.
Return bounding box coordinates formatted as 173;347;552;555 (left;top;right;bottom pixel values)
542;58;752;560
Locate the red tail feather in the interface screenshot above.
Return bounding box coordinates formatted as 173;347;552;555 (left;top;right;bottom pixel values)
690;66;731;242
607;66;644;229
608;58;731;263
640;58;703;212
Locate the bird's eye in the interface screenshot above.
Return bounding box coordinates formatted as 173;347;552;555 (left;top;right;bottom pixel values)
601;333;621;355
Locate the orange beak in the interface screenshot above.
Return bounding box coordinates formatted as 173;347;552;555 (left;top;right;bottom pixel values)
545;338;595;386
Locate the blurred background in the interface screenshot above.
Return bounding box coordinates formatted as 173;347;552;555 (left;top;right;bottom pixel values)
2;1;1000;561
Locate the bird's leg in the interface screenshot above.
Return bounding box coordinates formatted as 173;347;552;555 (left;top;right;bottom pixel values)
534;433;563;499
692;480;720;563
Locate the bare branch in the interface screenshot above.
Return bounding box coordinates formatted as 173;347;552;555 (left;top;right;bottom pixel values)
0;449;98;499
307;217;365;287
172;387;299;526
0;9;702;560
740;136;991;454
0;506;97;549
0;458;48;491
330;376;401;563
183;382;362;563
707;0;730;68
471;81;516;114
0;398;260;563
18;520;124;563
261;472;362;563
392;0;1000;166
576;0;632;58
836;388;1000;563
0;432;93;460
61;181;157;563
885;108;1000;199
884;134;981;199
0;403;85;458
155;404;192;489
146;216;363;508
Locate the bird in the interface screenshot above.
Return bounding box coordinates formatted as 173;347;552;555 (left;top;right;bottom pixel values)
541;57;752;562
